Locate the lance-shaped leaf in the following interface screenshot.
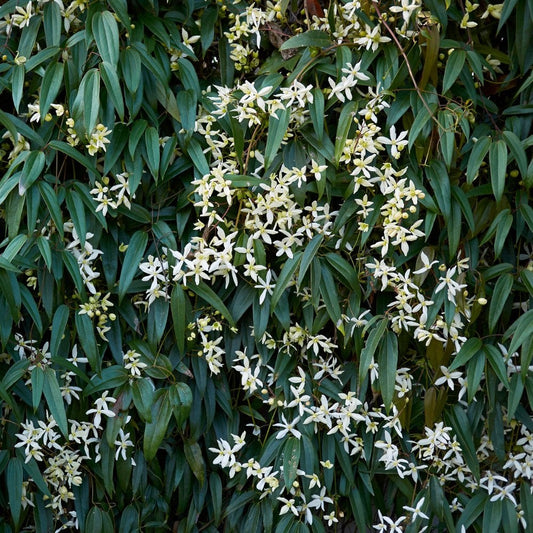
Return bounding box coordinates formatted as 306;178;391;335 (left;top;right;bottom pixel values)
50;304;69;358
171;284;188;354
93;10;119;66
43;367;68;437
378;330;398;411
489;273;513;333
100;61;124;121
19;150;45;195
264;107;290;168
143;390;173;461
118;231;148;302
443;49;466;93
280;30;331;50
188;281;235;327
7;457;23;526
40;61;64;120
283;437;301;490
184;440;205;484
489;139;507;203
359;317;388;385
271;252;302;309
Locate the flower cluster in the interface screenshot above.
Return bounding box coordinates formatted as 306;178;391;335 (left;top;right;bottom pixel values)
90;172;134;217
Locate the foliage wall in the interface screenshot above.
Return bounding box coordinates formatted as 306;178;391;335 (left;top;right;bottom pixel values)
1;0;533;531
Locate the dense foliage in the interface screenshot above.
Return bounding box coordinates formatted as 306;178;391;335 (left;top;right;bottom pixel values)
1;0;532;531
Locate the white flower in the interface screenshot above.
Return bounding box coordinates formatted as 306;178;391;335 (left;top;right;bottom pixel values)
434;365;463;390
403;496;429;521
254;269;275;305
114;429;134;462
274;414;301;440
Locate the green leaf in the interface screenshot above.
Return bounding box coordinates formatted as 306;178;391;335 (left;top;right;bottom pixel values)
298;234;323;288
118;231;148;302
457;492;487;531
489;139;507;203
224;174;263;187
119;506;139;533
271;252;302;309
171;284;188;354
426;161;451;220
319;262;342;326
359;317;388;384
484;345;509;389
43;367;68;437
48;140;99;177
502;130;527;178
176;89;196;136
131;378;154;423
143;126;160;180
31;366;45;411
378;330;398;411
2;359;30;391
50;304;69;358
450;337;483;370
280;30;331;50
497;0;520;32
19;150;45;195
188;281;235;327
108;0;130;28
521;269;533;296
184;440;205;484
438;110;455;168
93;11;120;66
334;101;357;165
38;181;64;238
12;64;25;112
120;47;142;94
20;285;43;334
65;188;86;247
82;69;101;134
85;507;103;533
483;499;503;533
443;49;466;93
494;210;513;258
451;185;475;232
467;350;485;403
43;1;61;47
187;137;210;176
7;457;23;526
408;98;438;149
62;251;85;295
504;309;533;356
169;382;192;427
2;233;27;263
283;437;301;490
466;136;492;183
324;253;358;291
201;7;218;54
446;405;480;481
177;58;201;100
309;87;324;140
75;312;100;372
40;61;64;120
264;107;291;169
100;61;124;121
0;109;19;144
488;273;513;333
84;365;128;395
209;472;223;526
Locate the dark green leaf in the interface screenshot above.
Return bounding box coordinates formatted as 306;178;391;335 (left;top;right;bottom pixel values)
280;30;331;50
118;231;148;302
